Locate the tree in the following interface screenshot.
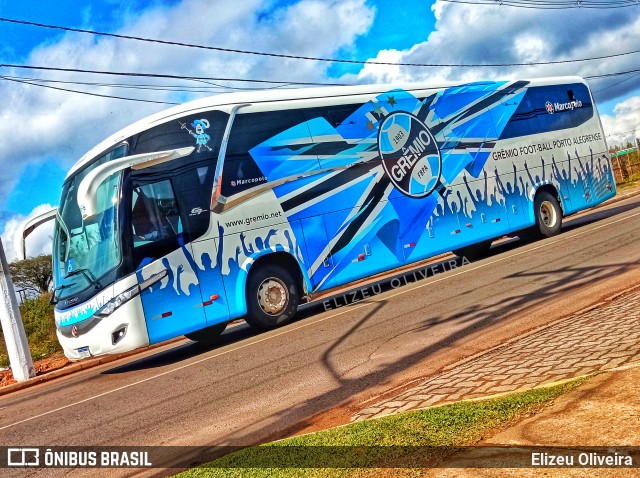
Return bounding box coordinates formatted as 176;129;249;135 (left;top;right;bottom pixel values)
9;255;53;296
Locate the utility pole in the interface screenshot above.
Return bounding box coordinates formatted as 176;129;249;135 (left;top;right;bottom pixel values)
0;238;35;382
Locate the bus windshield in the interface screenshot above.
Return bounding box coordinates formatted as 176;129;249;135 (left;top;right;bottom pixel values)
53;145;127;301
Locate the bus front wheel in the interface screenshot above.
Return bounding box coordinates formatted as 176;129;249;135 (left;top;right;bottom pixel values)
245;264;299;330
532;191;562;238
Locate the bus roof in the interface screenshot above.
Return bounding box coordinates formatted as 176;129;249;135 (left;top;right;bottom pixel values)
68;76;587;178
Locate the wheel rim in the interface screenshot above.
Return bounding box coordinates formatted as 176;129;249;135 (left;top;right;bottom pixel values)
539;200;557;228
257;277;288;316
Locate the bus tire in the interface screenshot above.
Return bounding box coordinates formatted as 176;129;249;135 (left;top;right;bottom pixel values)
245;264;299;330
185;322;227;344
533;191;562;238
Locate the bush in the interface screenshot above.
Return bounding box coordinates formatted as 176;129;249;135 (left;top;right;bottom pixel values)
0;293;61;368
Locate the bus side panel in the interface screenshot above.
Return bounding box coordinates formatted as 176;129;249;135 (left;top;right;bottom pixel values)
190;238;231;326
136;243;208;344
495;81;615;221
298;215;337;290
214;206;309;318
221;79;615;307
445;175;512;248
322;198;404;288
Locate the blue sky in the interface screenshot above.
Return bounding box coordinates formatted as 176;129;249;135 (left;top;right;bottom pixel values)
0;0;639;259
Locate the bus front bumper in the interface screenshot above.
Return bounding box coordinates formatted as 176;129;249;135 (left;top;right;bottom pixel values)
57;296;150;361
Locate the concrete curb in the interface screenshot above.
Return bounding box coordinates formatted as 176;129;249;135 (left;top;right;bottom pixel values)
600;185;640;207
0;337;185;397
272;374;598;444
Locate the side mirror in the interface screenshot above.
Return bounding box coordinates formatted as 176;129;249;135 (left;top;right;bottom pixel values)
77;146;194;220
19;207;58;260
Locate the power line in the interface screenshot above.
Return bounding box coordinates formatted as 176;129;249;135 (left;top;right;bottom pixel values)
1;17;639;67
0;64;344;86
3;63;638;106
441;0;640;9
0;76;179;105
607;127;640;136
593;72;640;94
0;75;293;92
5;61;640;83
584;67;640;79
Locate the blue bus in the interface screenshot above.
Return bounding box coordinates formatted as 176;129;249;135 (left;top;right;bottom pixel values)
26;77;615;359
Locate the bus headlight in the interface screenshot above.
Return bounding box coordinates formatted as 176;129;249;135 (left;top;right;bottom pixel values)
95;284;140;318
94;270;167;318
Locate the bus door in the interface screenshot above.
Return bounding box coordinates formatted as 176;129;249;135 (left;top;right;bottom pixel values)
175;161;230;327
131;179;209;344
190;239;230;326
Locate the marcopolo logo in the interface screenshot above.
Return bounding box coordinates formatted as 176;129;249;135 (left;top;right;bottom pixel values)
545;99;583;114
378;111;442;198
545;101;554;114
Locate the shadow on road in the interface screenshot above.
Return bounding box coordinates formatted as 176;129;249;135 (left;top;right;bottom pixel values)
99;195;638;457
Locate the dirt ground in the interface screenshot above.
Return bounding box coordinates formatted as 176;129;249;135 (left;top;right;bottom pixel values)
0;352;70;387
417;365;640;477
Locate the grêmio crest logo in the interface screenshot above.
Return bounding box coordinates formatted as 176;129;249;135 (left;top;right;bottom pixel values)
378;111;442;198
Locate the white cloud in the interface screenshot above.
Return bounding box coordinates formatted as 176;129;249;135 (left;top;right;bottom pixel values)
0;0;375;208
601;96;640;148
351;49;407;84
1;204;55;263
342;0;640;105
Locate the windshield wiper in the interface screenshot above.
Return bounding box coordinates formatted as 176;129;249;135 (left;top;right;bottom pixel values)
64;268;103;290
55;210;71;262
50;282;76;305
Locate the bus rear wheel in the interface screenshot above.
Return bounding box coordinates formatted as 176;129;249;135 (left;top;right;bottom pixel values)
534;191;562;237
245;264;299;330
185;322;227;344
521;190;562;240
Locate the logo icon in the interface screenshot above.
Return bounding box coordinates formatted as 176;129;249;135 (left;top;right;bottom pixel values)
71;326;78;338
378;112;442;198
178;119;213;153
545;101;554;114
7;448;40;467
65;297;80;307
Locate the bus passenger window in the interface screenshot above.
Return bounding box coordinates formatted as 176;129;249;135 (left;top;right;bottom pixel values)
131;180;181;249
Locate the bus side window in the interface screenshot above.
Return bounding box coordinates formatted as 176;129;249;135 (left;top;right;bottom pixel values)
222;110;309;197
173;164;216;241
131;180;182;263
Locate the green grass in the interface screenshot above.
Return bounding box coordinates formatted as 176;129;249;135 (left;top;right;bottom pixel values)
0;294;60;368
176;378;584;477
616;174;640;192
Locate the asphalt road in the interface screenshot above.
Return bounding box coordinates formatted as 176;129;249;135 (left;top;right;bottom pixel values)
1;193;639;476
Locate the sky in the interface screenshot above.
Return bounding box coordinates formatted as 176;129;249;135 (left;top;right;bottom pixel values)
0;0;638;261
